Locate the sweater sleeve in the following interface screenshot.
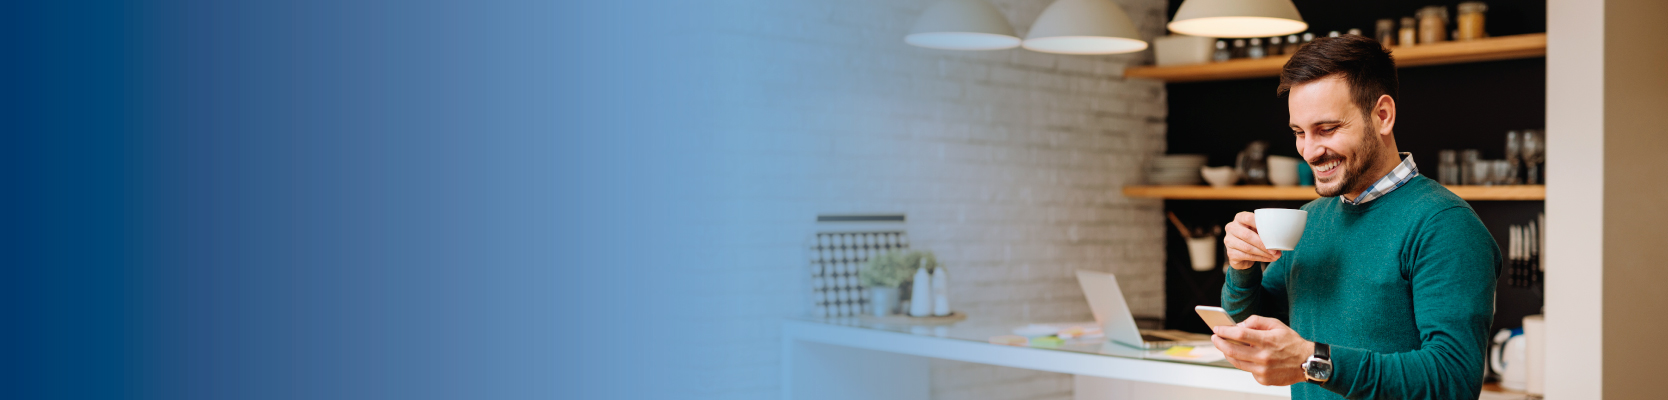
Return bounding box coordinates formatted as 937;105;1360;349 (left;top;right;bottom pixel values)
1319;207;1500;399
1222;256;1290;323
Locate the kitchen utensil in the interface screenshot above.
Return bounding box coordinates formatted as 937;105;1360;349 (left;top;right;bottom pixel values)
1166;211;1192;238
1253;208;1307;251
1201;166;1238;189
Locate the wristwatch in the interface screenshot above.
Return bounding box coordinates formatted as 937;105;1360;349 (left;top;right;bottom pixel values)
1302;342;1332;384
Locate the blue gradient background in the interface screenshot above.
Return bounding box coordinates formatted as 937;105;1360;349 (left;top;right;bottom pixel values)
10;1;749;398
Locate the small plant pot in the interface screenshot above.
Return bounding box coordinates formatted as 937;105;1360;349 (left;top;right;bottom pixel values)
868;286;900;316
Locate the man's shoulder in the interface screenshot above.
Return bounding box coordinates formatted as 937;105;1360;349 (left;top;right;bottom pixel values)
1387;175;1472;212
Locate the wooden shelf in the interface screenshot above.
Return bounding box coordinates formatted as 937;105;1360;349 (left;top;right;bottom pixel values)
1122;185;1544;201
1126;33;1547;83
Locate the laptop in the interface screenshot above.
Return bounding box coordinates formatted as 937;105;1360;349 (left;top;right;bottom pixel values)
1075;270;1205;349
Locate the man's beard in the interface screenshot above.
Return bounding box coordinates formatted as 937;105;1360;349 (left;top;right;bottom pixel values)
1315;120;1384;198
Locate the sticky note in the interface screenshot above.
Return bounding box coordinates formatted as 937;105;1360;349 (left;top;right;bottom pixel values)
1163;346;1195;357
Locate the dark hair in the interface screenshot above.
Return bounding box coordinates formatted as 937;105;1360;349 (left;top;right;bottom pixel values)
1278;35;1398;118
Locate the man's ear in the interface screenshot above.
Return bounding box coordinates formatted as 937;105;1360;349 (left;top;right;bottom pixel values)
1374;94;1396;137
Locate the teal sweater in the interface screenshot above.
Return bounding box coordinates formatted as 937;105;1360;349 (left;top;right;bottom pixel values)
1223;176;1500;399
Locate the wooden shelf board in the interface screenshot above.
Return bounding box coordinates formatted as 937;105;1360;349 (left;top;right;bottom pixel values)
1126;33;1547;83
1122;185;1544;201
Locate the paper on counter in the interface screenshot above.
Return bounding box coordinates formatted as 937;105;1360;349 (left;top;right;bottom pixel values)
1148;345;1225;363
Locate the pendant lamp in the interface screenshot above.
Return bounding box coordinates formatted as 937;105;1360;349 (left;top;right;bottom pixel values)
905;0;1022;51
1167;0;1306;38
1022;0;1148;55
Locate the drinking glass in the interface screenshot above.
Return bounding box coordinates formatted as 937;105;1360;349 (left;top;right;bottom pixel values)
1438;150;1459;185
1491;160;1513;186
1504;131;1521;184
1461;149;1482;185
1470;159;1493;186
1522;130;1544;184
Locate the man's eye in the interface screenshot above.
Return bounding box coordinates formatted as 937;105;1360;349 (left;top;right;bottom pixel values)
1320;126;1337;133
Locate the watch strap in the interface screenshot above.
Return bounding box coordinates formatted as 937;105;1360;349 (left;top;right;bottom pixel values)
1313;342;1330;360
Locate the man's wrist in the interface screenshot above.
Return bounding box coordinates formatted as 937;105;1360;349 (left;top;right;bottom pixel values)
1302;341;1333;384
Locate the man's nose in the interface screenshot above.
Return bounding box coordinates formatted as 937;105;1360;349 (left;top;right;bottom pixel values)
1297;136;1321;163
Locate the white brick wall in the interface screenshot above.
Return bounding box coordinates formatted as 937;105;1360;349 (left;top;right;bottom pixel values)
695;0;1170;398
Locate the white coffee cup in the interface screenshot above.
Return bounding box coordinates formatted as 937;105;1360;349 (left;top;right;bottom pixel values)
1254;208;1308;251
1268;156;1300;187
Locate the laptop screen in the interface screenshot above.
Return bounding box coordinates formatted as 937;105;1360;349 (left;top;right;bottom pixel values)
1075;270;1147;348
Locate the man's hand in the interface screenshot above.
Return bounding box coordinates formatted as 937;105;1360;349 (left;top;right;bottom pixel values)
1211;315;1315;386
1224;211;1281;270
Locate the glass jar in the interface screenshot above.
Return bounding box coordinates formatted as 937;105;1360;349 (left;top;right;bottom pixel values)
1268;36;1283;56
1457;1;1488;40
1284;34;1301;54
1213;40;1230;62
1236;141;1270;185
1376;18;1397;47
1399;17;1418;47
1438;150;1460;185
1418;6;1449;45
1504;130;1521;184
1461;149;1481;185
1248;38;1266;59
1232;39;1247;59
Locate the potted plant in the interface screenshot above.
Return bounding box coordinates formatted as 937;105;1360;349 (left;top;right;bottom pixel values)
861;250;937;316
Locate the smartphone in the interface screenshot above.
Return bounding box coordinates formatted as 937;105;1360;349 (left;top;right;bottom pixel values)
1195;306;1248;346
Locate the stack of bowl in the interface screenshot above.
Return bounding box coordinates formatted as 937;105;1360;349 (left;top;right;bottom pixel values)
1147;154;1207;185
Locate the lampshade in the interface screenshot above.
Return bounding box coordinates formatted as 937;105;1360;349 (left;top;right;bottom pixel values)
1167;0;1306;38
1022;0;1148;55
905;0;1021;51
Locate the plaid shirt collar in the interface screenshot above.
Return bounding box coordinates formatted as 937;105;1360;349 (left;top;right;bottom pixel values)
1341;152;1418;205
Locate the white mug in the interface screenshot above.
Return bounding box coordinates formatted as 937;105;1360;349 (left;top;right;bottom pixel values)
1268;156;1300;187
1254;208;1307;251
1186;236;1217;271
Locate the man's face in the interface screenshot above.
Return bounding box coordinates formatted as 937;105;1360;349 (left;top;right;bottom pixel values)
1288;76;1383;198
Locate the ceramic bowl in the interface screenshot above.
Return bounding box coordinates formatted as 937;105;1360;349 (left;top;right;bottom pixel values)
1200;166;1238;189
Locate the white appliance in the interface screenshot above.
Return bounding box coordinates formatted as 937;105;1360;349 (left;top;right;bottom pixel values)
1490;327;1527;391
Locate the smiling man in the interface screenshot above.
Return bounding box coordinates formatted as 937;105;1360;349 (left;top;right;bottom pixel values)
1216;36;1501;399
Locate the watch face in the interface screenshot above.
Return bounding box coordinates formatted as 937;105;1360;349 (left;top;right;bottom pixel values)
1305;360;1332;381
1311;367;1331;381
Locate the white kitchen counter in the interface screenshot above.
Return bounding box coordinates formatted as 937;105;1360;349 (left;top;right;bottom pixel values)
781;316;1291;399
